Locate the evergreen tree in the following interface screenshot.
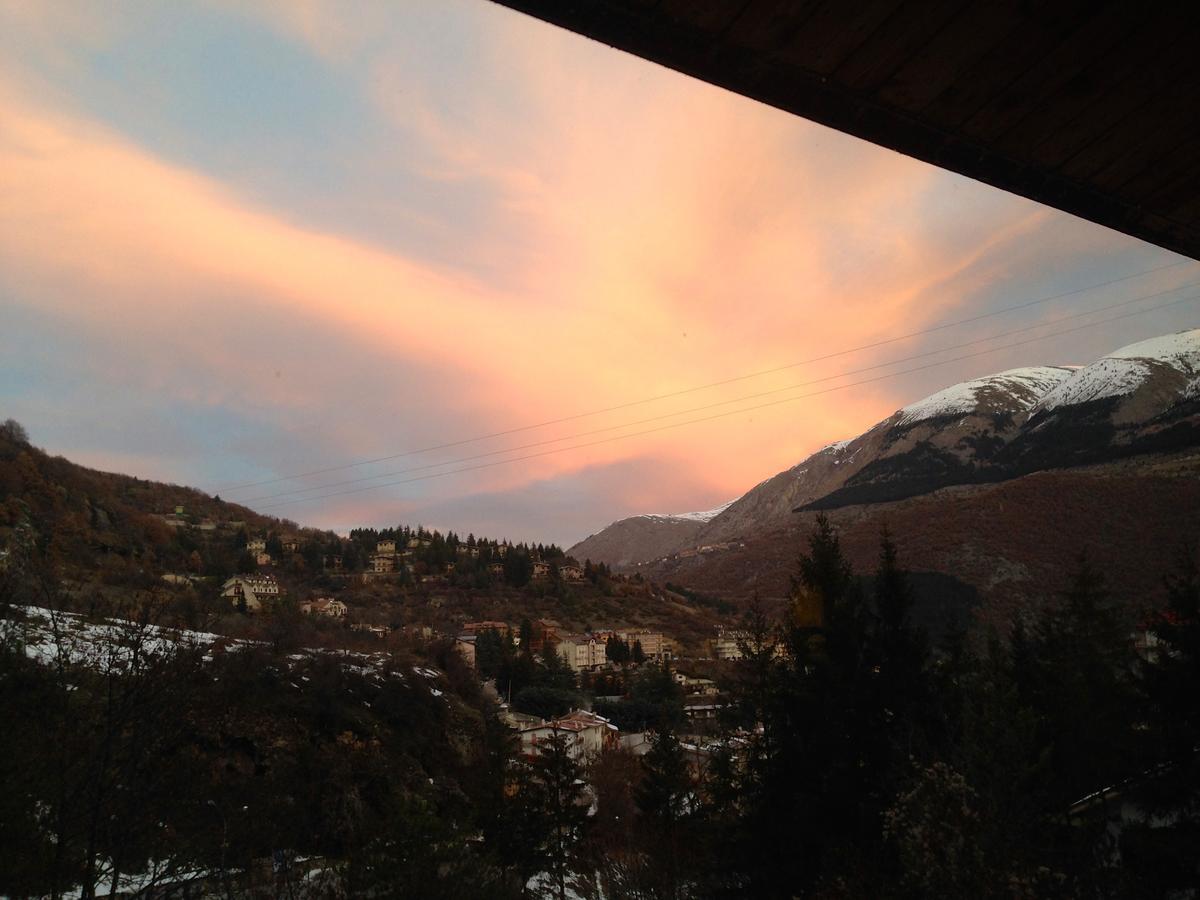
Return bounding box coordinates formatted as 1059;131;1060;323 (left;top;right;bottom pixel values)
635;731;695;899
872;528;932;766
1127;545;1200;893
530;730;588;900
631;639;646;665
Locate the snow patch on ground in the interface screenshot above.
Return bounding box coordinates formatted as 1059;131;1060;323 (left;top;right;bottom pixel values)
894;366;1072;427
3;606;437;690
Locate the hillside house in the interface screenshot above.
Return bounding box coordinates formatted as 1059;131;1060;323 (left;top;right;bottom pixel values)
371;554;395;574
457;545;480;558
531;561;551;580
300;598;347;618
674;673;719;695
487;562;505;577
254;552;273;567
282;538;300;554
556;633;607;672
619;630;666;660
683;694;726;723
558;564;584;582
247;538;267;553
407;537;432;549
713;627;751;660
713;626;784;661
377;539;396;555
221;574;281;613
519;711;616;760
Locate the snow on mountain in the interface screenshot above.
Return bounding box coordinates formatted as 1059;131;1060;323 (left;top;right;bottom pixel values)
818;438;852;454
894;366;1074;427
1035;328;1200;411
641;499;735;523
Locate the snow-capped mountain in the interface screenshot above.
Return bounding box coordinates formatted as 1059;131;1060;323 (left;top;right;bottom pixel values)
894;366;1072;427
638;500;735;524
568;329;1200;568
1033;329;1200;413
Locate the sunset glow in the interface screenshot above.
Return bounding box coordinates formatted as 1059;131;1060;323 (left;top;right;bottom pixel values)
2;0;1195;543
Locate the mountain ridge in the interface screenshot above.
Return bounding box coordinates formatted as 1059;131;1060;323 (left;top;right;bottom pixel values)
569;328;1200;568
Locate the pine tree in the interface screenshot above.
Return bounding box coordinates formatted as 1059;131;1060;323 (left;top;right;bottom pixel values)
531;729;588;900
1127;546;1200;893
635;731;695;899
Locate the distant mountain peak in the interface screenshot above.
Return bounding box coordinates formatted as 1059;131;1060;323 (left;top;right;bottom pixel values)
894;366;1073;427
640;499;735;524
1035;327;1200;412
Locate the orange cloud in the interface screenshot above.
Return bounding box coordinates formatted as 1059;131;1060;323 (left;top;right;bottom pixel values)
0;5;1158;534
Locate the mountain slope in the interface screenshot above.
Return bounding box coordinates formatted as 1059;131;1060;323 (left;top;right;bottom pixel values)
638;451;1200;628
570;329;1200;570
569;502;731;568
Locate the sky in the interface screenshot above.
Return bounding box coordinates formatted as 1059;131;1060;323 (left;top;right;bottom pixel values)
2;0;1197;547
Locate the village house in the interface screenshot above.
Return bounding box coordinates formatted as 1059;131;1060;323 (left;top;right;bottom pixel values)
618;629;666;660
531;561;551;580
371;554;396;574
254;551;273;567
247;538;267;553
377;539;396;555
674;672;719;695
487;562;505;578
526;619;562;654
300;597;347;618
713;627;749;660
457;545;480;558
282;538;300;554
221;574;281;613
555;633;607;672
557;564;584;582
407;536;432;549
713;626;784;661
519;710;617;760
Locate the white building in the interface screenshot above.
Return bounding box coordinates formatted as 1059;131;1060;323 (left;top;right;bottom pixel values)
556;634;607;672
221;574;281;612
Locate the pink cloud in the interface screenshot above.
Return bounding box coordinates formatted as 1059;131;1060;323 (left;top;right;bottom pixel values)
0;7;1168;541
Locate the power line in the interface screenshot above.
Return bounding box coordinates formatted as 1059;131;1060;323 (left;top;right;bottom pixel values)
219;258;1193;493
253;293;1196;511
242;281;1199;504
